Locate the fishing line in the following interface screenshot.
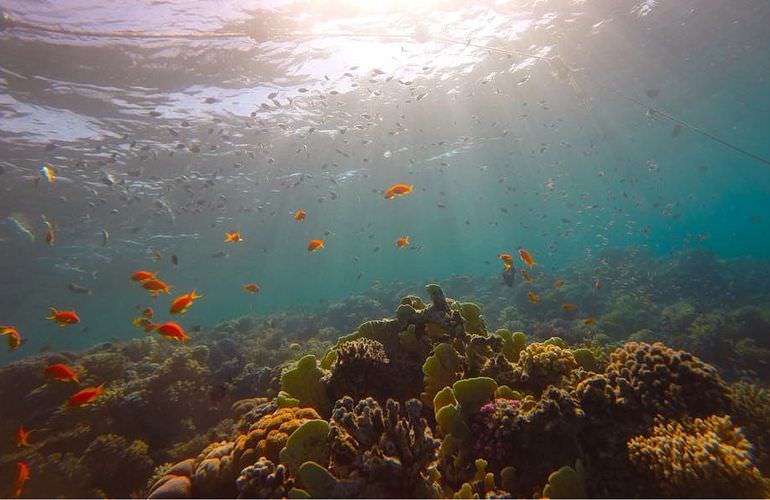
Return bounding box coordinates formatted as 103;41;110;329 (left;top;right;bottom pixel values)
615;93;770;168
2;10;769;167
576;68;770;168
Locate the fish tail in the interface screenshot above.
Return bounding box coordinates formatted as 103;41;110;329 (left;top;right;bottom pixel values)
46;308;58;320
145;323;159;332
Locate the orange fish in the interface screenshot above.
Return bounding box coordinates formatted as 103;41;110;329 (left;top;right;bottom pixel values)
46;308;80;327
45;226;55;247
142;279;171;298
518;248;536;267
553;279;566;288
396;236;410;248
14;461;29;498
584;318;597;326
142;307;154;319
132;316;156;332
16;425;32;447
527;292;540;304
44;363;80;383
67;384;104;408
131;270;157;282
169;290;202;315
242;283;260;294
384;183;413;200
561;303;578;312
595;278;601;290
147;322;189;342
1;326;22;352
225;231;243;243
307;239;325;252
520;269;533;283
293;209;306;222
498;253;514;271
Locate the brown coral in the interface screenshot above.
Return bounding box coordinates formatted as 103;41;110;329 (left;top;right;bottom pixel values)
729;381;770;474
509;342;578;395
324;338;391;402
328;396;440;497
627;415;767;497
602;341;729;419
465;388;583;496
236;457;294;499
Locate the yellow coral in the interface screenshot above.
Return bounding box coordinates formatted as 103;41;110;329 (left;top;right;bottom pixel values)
627;415;767;497
511;342;577;394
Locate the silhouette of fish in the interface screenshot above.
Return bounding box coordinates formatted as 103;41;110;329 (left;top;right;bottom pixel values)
502;267;515;287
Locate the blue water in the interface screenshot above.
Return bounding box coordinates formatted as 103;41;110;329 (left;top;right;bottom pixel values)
0;0;769;359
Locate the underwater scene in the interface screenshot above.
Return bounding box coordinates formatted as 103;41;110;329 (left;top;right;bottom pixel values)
1;0;770;498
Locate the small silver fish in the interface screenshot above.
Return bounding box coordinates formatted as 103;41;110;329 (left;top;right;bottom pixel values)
67;282;91;294
101;229;110;247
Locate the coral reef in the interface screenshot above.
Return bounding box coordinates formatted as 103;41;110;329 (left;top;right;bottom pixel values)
3;263;770;499
508;341;578;395
236;458;294;499
728;381;770;474
627;415;767;497
586;341;730;421
326;396;440;497
324;338;390;402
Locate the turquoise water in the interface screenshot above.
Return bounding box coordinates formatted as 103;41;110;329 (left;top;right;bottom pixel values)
3;3;770;499
0;0;769;357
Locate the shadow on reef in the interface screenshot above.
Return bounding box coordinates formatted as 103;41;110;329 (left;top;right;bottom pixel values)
2;247;770;498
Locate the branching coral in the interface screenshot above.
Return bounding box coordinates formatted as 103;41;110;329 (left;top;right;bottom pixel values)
728;381;770;474
324;338;390;402
627;415;767;497
236;457;294;499
328;396;440;497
